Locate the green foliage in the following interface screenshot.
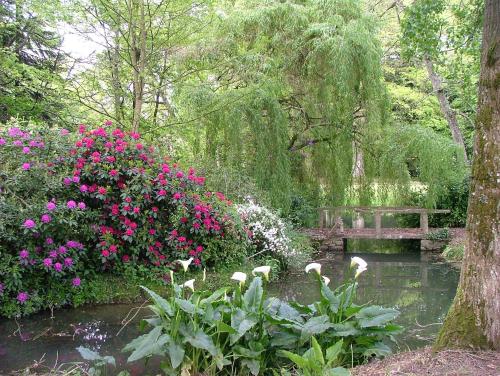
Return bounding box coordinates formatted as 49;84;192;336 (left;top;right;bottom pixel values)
442;243;465;262
425;228;450;241
117;263;402;374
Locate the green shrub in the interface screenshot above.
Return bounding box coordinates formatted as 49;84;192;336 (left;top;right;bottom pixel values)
442;243;464;262
109;258;401;375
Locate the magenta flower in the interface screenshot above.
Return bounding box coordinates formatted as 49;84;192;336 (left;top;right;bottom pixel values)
13;140;23;147
63;177;72;185
72;277;81;287
23;219;35;228
110;169;118;177
78;202;86;209
46;202;56;211
19;249;29;259
22;146;30;154
72;176;80;183
80;184;88;192
22;163;31;170
17;291;29;303
0;138;5;145
60;129;69;136
49;250;58;258
46;237;54;245
58;246;67;254
43;258;52;267
41;214;52;223
98;187;107;195
54;262;63;272
64;257;73;266
67;200;77;209
173;192;182;200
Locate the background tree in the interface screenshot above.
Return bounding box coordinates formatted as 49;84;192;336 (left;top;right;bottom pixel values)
0;0;70;124
435;0;499;349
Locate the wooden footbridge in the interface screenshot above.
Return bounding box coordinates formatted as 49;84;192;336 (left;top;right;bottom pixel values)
303;206;450;251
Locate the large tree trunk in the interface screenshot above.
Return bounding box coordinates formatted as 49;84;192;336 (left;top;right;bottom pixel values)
424;57;469;164
435;0;499;350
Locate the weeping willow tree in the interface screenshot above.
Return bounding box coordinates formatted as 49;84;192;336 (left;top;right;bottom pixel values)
173;0;467;211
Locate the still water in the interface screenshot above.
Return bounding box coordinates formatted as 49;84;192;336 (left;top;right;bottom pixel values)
0;243;459;374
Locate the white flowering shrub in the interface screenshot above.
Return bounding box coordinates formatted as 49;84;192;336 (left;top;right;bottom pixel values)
237;201;311;268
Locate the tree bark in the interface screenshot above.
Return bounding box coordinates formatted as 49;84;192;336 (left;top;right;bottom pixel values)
424;56;470;164
435;0;500;350
130;0;146;132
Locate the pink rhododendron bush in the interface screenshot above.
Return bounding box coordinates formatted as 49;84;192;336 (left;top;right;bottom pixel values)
0;121;248;317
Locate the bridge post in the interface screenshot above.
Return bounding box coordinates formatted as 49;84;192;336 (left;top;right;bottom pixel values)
420;212;429;234
375;211;382;238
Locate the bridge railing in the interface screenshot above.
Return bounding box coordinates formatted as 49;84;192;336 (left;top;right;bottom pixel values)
318;206;450;235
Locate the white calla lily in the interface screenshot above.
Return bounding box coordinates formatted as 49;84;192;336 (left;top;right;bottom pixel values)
169;269;175;284
305;262;322;275
177;258;193;272
322;276;330;286
350;256;367;269
182;279;195;292
202;268;207;282
355;266;367;279
252;266;271;280
231;272;247;286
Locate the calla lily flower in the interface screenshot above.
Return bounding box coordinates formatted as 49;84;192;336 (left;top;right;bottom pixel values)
169;270;175;284
350;256;367;269
252;266;271;280
305;262;322;275
231;272;247;286
322;276;330;286
182;279;195;292
355;266;367;279
177;258;193;272
202;268;207;282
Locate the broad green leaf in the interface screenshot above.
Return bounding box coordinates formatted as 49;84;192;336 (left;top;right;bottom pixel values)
241;358;261;376
269;329;300;348
175;298;201;315
311;337;325;365
331;322;360;337
167;342;185;369
125;327;168;362
76;347;116;366
320;283;340;312
301;315;334;341
200;287;228;305
326;340;343;366
233;345;263;358
362;342;392;357
216;320;237;334
141;286;173;316
243;277;263;311
355;306;400;328
230;309;258;344
184;330;218;356
279;350;309;369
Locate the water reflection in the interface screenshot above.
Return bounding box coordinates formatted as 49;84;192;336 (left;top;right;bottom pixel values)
0;250;459;373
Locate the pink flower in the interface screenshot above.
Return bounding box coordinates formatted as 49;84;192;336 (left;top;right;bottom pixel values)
136;143;143;150
67;200;77;209
176;171;184;178
180;217;188;223
130;132;140;140
149;229;156;235
54;262;63;272
22;163;31;170
173;192;181;200
78;202;86;209
43;258;52;267
98;187;107;195
46;237;54;245
72;277;81;287
158;189;166;196
104;120;113;126
64;257;73;266
125;228;134;236
106;156;116;163
133;207;140;214
23;219;35;228
0;138;5;145
60;129;70;136
101;250;110;257
19;249;29;259
80;185;88;192
110;169;118;177
41;214;52;223
109;244;118;253
46;202;56;211
58;246;67;254
22;147;30;154
122;255;130;262
63;177;72;185
17;292;29;303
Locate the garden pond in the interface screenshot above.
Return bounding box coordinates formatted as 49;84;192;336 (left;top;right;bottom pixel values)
0;242;459;374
